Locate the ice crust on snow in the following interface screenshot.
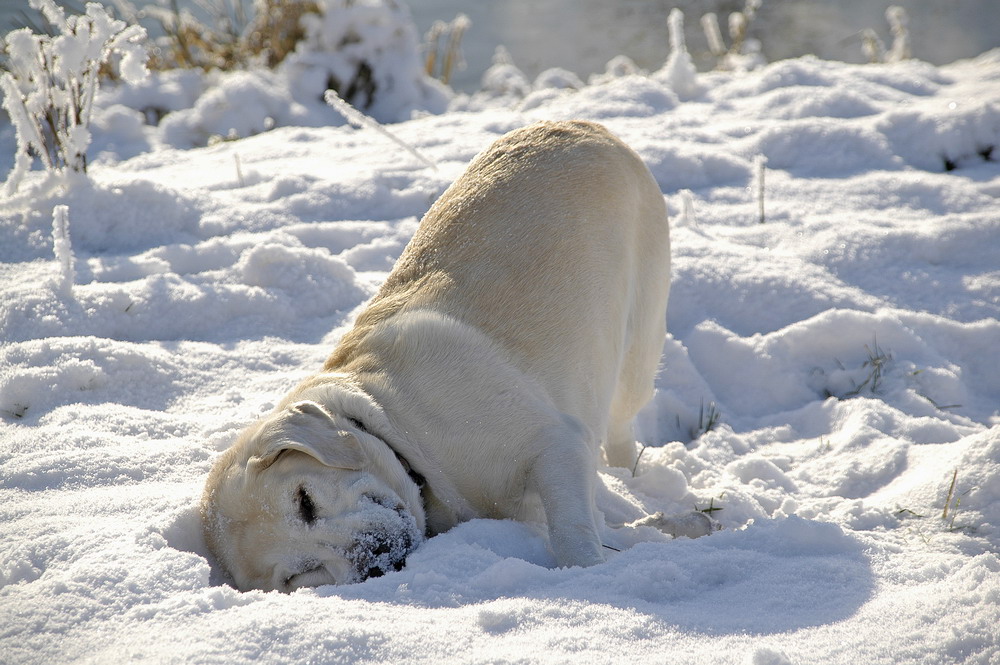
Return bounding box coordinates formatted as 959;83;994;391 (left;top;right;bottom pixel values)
1;31;1000;665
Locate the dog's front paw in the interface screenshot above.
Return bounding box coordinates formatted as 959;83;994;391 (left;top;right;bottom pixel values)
630;510;719;539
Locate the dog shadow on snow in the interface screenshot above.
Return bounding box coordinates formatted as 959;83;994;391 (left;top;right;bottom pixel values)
160;502;874;636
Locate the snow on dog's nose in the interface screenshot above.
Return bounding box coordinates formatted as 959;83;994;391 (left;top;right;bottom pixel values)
348;493;420;580
349;529;414;579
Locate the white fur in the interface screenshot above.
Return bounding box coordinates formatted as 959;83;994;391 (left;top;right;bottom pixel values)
202;121;680;591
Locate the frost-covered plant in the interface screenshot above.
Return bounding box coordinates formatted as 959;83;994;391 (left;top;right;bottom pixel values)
820;336;893;399
700;0;765;71
753;154;767;224
676;189;697;227
701;13;726;60
423;13;469;85
141;0;320;71
657;8;700;99
861;29;886;64
324;87;435;169
862;6;911;64
0;0;148;194
728;0;761;55
843;337;892;397
52;204;75;299
885;6;911;63
691;399;721;440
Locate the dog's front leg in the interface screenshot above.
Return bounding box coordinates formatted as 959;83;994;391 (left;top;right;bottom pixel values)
529;417;606;568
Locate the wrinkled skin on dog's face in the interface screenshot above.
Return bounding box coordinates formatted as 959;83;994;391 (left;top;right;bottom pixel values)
202;402;424;592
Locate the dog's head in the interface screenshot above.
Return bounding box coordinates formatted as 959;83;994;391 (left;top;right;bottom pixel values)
201;400;425;591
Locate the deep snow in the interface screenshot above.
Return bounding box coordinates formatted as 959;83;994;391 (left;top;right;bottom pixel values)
2;35;1000;665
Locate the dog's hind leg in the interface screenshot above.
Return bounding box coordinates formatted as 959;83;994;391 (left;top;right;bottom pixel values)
605;417;638;470
604;328;662;469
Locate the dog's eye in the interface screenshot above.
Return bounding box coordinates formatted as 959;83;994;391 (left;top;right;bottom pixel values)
296;486;317;525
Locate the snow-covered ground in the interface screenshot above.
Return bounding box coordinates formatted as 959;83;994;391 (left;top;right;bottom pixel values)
2;24;1000;665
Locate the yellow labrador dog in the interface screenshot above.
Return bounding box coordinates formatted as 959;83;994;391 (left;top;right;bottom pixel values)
202;120;689;592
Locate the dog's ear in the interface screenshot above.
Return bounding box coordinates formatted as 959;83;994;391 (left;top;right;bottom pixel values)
249;401;366;471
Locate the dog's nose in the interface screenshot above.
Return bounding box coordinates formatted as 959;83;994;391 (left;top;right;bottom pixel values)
366;538;408;578
352;529;411;580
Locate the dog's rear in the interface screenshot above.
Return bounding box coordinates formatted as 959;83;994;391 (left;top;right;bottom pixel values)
328;120;670;468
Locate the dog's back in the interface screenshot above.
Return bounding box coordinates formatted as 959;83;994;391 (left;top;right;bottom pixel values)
327;120;670;467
